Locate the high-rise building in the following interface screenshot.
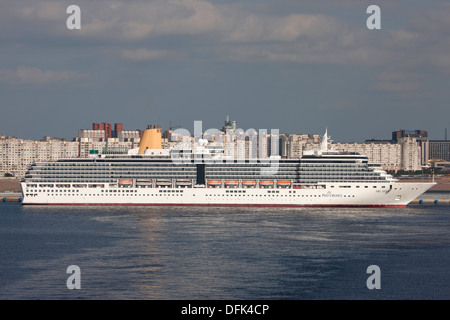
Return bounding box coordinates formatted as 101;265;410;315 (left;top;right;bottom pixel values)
222;115;237;132
279;134;316;159
74;123;142;157
429;140;450;161
78;129;105;141
0;136;78;178
332;136;422;171
1;122;144;178
398;137;422;171
77;137;140;158
117;130;141;142
392;129;427;142
392;130;429;166
88;123;134;139
114;123;123;138
92;122;113;139
333;140;402;171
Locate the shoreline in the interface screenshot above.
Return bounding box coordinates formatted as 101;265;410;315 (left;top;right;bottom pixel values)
397;175;450;191
0;178;21;193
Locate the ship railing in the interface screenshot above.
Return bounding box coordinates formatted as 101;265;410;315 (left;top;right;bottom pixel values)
292;183;326;190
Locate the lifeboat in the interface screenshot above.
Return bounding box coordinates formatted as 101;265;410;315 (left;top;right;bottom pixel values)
242;180;256;186
118;180;132;184
89;184;105;188
207;180;222;186
156;179;172;186
176;179;192;186
136;179;151;183
259;180;274;187
136;179;152;187
277;180;291;187
225;180;239;186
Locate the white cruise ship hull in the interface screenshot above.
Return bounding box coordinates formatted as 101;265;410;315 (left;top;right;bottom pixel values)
21;182;435;207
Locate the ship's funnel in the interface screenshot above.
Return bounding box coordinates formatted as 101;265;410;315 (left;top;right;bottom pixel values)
138;125;162;154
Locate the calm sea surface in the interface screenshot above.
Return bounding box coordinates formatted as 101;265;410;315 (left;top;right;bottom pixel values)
0;202;449;300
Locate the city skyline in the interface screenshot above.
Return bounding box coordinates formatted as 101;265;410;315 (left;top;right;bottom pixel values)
1;0;449;142
2;119;450;178
2;118;447;145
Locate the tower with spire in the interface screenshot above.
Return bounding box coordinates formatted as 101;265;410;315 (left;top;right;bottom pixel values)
320;127;328;152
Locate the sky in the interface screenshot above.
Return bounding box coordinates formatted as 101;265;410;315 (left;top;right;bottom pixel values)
0;0;449;142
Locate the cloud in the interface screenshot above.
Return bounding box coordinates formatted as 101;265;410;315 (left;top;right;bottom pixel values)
222;13;342;43
121;48;183;61
77;1;347;45
372;70;421;92
55;0;378;66
77;0;225;40
1;1;347;43
13;1;65;21
1;0;450;71
0;66;87;85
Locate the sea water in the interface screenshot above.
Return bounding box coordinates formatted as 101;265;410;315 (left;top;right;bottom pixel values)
0;203;449;300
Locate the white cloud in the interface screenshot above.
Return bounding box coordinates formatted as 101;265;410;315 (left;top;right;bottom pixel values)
5;0;344;44
0;67;87;84
15;1;65;21
78;0;225;39
223;13;342;43
121;48;182;61
1;0;450;71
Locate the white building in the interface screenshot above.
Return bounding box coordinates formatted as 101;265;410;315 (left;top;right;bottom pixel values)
280;134;321;159
1;133;142;178
0;137;79;178
332;141;402;170
78;129;105;141
331;137;421;171
117;130;141;142
398;137;421;171
78;137;140;157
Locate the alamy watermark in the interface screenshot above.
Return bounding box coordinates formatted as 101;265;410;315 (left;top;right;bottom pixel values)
66;265;81;290
169;121;280;175
64;264;381;291
66;4;381;31
366;5;381;30
66;5;81;30
366;265;381;289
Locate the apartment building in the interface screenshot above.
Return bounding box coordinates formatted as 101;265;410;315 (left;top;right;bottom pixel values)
332;140;402;170
0;137;79;178
429;140;450;161
331;137;421;171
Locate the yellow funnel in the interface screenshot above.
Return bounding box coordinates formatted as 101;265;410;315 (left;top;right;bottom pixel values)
138;125;162;154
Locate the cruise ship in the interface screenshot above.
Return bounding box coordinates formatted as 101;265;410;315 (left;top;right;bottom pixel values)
20;126;435;207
